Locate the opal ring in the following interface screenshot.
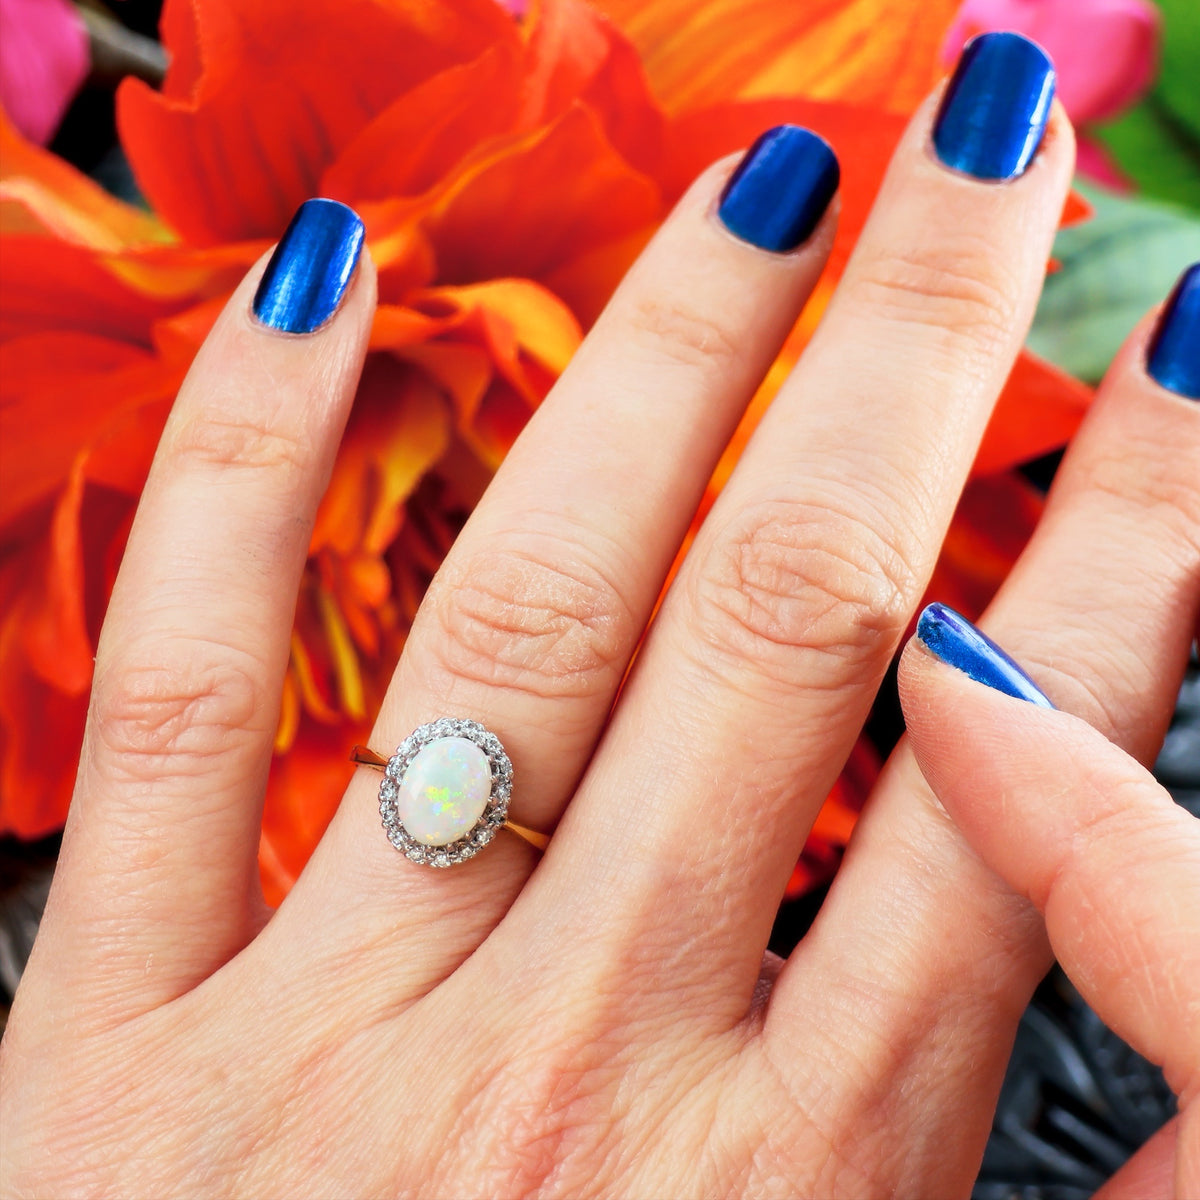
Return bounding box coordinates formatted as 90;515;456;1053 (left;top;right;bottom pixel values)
350;718;549;867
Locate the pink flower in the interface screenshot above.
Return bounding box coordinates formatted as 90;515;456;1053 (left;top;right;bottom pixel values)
0;0;90;145
943;0;1161;189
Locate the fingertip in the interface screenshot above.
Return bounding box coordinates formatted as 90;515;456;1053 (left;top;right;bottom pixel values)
713;125;841;255
252;198;366;335
909;603;1056;709
904;72;1074;195
1084;262;1200;404
1038;96;1076;177
1146;261;1200;401
896;630;937;716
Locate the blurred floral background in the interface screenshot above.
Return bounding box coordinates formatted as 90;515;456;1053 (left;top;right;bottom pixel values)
1;0;1198;1193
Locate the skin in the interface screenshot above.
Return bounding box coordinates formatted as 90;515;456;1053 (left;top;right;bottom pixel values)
1;81;1197;1197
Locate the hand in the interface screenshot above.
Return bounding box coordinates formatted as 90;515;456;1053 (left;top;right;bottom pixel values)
898;600;1200;1197
902;624;1200;1195
3;33;1198;1197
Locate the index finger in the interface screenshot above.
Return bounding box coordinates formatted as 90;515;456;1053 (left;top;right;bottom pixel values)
30;200;373;1025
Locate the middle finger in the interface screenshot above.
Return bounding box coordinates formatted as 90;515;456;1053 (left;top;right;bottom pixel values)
525;36;1074;1025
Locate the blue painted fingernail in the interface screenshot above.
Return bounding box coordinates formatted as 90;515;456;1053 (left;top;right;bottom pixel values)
916;603;1055;708
717;125;840;253
253;198;365;334
933;32;1055;181
1147;263;1200;400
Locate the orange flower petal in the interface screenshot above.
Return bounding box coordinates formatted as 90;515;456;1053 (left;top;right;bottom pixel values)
116;0;518;244
0;331;164;522
22;456;93;695
522;0;665;174
926;471;1045;619
0;600;87;837
1061;188;1093;228
317;586;367;721
311;361;451;557
397;340;494;427
593;0;961;116
0;236;175;341
369;304;458;350
260;720;363;904
463;376;540;468
974;351;1093;476
287;625;343;725
421;103;661;286
321;43;524;205
0;106;164;248
425;279;582;375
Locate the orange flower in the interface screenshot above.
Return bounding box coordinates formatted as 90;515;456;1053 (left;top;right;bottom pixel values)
0;0;1091;902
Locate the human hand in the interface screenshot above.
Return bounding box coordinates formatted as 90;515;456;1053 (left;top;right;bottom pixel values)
3;32;1198;1198
898;596;1200;1196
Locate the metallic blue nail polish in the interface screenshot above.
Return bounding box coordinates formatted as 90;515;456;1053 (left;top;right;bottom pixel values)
933;32;1055;181
916;603;1055;708
717;125;840;253
253;198;365;334
1147;263;1200;400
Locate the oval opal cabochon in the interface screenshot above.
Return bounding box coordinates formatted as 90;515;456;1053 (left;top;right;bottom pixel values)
397;736;492;846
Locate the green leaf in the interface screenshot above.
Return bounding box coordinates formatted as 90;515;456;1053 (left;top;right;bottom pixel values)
1154;0;1200;142
1090;0;1200;212
1028;184;1200;384
1091;100;1200;212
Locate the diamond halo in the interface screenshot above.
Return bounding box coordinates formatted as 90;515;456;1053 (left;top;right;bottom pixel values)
378;717;513;867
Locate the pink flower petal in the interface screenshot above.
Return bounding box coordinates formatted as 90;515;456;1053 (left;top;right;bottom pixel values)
943;0;1160;125
1076;133;1134;192
0;0;90;145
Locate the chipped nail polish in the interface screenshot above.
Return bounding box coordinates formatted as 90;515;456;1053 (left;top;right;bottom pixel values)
916;603;1054;708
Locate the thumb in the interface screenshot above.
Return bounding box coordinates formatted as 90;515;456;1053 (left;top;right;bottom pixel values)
897;605;1200;1136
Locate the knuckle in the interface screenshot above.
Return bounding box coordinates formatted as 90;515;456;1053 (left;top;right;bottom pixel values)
169;409;314;480
692;498;919;683
451;1017;624;1197
426;542;635;704
625;294;741;377
850;237;1018;354
91;647;268;781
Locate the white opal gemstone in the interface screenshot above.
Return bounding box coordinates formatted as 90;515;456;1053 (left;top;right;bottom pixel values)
397;737;492;847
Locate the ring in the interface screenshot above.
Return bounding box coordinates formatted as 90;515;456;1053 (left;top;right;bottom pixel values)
350;718;549;867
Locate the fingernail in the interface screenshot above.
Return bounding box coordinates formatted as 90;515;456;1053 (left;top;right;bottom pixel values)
1147;263;1200;400
915;603;1055;708
717;125;840;253
253;198;365;334
933;32;1055;181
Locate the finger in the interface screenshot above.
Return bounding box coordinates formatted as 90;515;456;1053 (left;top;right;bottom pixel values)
29;200;373;1020
1093;1117;1178;1200
526;38;1072;1021
897;638;1200;1173
284;131;841;984
772;277;1200;1183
